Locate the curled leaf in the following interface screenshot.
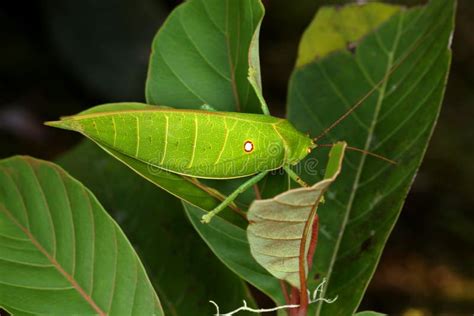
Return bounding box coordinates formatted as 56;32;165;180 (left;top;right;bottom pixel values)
247;142;346;289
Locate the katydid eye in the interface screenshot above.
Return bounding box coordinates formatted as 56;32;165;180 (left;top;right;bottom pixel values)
244;141;254;153
307;147;312;154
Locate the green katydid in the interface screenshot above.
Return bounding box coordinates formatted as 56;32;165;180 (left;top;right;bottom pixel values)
45;30;419;223
45;103;314;223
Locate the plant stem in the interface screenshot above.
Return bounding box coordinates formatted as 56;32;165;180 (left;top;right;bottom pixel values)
307;215;319;269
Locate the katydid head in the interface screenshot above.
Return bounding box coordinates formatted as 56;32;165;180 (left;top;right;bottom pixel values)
276;120;316;165
288;135;316;165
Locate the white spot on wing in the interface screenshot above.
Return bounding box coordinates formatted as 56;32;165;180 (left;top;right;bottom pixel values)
244;141;254;153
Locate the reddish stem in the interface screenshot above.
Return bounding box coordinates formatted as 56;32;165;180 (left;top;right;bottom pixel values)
307;215;319;269
280;280;291;305
281;207;321;316
289;287;300;316
297;211;320;316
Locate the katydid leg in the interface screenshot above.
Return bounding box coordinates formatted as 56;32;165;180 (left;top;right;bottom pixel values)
283;165;309;187
201;171;269;223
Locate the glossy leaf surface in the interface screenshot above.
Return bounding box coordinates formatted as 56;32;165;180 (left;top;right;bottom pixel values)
146;0;264;113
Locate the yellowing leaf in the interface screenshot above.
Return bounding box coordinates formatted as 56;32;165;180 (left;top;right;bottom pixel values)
296;3;400;67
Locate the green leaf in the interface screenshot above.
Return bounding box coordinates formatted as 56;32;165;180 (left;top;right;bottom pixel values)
247;142;346;289
287;0;455;315
57;141;255;315
145;0;264;113
184;204;285;305
0;156;163;315
98;144;232;211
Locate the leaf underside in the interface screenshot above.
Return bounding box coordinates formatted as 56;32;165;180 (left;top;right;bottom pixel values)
287;0;455;314
247;142;346;289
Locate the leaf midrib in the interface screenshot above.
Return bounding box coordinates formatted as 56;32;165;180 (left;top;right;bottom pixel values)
0;204;105;316
225;0;242;112
315;12;404;316
0;160;106;316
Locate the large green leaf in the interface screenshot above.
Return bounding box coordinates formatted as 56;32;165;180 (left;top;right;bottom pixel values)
247;142;346;289
0;156;163;315
146;0;264;113
287;0;455;315
58;142;255;315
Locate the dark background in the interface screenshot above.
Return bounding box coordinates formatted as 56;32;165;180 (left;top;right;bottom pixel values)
1;0;472;314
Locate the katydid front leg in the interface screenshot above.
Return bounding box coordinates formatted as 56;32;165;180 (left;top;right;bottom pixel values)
201;171;269;223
